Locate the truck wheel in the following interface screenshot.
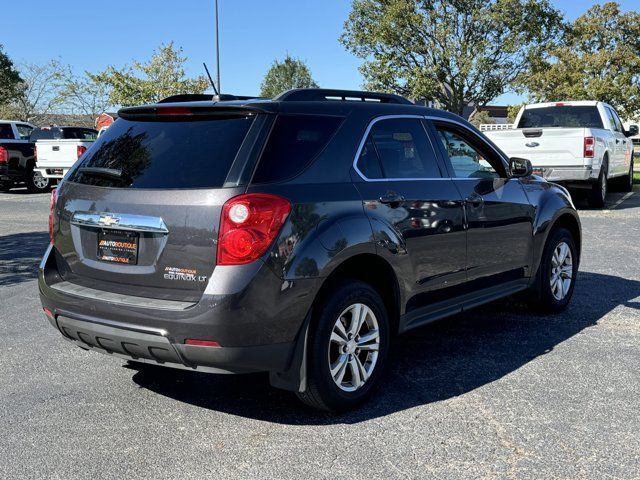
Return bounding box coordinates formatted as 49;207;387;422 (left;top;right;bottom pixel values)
587;159;608;208
297;280;390;412
528;227;578;313
26;170;51;193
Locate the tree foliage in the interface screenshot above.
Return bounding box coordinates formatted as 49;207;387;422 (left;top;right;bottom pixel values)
1;60;66;123
260;55;319;98
341;0;562;115
58;67;111;118
0;45;22;107
468;110;495;127
516;2;640;119
90;42;209;107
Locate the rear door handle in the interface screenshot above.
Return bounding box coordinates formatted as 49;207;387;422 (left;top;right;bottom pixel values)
379;192;405;207
465;193;484;207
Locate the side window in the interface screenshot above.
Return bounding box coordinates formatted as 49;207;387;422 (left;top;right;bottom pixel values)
611;109;624;133
435;126;501;179
356;117;441;179
252;114;343;183
16;124;33;140
606;108;622;132
0;123;14;139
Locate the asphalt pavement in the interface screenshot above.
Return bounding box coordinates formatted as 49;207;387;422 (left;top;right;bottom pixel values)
1;186;639;480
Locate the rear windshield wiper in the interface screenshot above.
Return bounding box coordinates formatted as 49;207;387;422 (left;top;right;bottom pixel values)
77;167;123;180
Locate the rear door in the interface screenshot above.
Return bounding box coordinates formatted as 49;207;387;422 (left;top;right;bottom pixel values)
429;119;534;284
54;109;266;301
604;106;629;175
353;116;467;306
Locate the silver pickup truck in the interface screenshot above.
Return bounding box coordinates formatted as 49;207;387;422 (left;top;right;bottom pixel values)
33;126;98;181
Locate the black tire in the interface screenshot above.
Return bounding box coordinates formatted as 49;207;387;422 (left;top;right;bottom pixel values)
26;169;51;193
528;227;578;313
587;158;608;208
297;280;390;412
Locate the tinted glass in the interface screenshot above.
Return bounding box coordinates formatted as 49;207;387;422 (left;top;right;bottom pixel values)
62;128;98;140
0;124;14;139
368;118;441;179
517;106;603;129
607;107;623;132
252;114;343;183
68;116;254;189
436;128;499;179
356;138;384;179
30;128;60;141
16;124;33;140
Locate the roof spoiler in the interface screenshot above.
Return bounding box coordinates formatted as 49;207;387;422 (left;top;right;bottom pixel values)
274;88;413;105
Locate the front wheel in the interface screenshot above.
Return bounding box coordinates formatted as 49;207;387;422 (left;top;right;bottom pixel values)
528;228;578;313
297;280;390;412
26;170;51;193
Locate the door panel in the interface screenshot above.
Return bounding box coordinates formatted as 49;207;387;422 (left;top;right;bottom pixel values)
353;116;466;308
429;120;535;283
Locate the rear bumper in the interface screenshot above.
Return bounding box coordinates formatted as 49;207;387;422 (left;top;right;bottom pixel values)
534;165;599;183
34;167;67;179
39;244;319;383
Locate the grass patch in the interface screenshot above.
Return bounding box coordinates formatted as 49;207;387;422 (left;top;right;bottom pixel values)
634;171;640;184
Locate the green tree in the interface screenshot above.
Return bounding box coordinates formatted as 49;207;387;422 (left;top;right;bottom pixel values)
57;67;111;117
506;104;524;124
341;0;562;115
469;110;495;127
516;2;640;119
260;55;319;98
91;42;209;107
0;45;22;107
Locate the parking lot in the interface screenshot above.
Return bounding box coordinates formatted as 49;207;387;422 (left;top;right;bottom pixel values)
1;187;639;480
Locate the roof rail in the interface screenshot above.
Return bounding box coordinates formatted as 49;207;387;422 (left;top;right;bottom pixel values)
158;93;265;104
275;88;413;105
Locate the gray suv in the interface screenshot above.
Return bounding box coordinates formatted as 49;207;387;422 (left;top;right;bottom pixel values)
39;89;581;411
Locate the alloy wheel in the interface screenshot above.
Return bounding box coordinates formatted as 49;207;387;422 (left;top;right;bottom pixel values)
32;171;49;190
550;241;573;301
328;303;380;392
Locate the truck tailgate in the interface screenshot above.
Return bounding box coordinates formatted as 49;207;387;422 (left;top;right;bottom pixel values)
486;128;587;166
35;140;91;169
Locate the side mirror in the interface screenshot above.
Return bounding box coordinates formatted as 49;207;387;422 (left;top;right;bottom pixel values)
509;157;533;178
625;124;638;137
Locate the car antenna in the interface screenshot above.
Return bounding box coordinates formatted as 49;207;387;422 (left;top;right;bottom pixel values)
203;62;220;98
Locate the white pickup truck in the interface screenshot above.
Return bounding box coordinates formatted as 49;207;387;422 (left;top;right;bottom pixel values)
483;101;637;207
33;126;98;181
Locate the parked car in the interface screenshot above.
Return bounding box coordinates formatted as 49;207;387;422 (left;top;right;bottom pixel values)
39;89;581;411
0;120;51;192
33;126;98;182
483;101;637;207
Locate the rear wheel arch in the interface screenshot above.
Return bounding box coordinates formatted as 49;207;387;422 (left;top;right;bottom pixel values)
550;213;581;260
313;253;401;335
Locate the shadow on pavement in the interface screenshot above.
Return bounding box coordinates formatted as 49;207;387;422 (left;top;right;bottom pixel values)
0;231;49;287
130;271;640;424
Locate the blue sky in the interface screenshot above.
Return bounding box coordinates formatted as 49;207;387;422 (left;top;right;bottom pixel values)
2;1;638;106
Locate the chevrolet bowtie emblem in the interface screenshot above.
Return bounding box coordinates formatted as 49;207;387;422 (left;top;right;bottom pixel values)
98;215;120;226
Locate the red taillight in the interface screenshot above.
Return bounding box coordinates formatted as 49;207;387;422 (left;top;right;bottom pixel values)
217;193;291;265
0;146;7;165
157;107;193;116
185;339;221;347
77;145;87;159
49;188;58;244
584;136;595;158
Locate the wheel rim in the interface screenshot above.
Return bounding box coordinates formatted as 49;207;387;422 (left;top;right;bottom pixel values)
32;171;48;189
328;303;380;392
550;242;573;301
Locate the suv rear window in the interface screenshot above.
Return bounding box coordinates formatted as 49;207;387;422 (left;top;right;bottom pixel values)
68;116;255;189
517;106;603;129
251;114;343;183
